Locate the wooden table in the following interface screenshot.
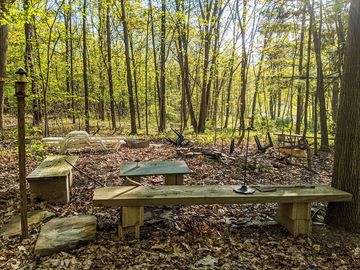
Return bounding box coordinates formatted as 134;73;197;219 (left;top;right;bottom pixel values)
119;160;192;185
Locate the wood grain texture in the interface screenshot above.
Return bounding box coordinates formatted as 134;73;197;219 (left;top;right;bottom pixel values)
93;185;352;207
119;160;192;177
27;155;78;179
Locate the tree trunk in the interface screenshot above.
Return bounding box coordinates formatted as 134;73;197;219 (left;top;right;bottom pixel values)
158;0;166;132
176;0;197;132
0;0;10;138
130;35;141;129
224;18;236;129
120;0;137;134
106;1;116;129
69;1;75;124
311;0;329;149
236;0;248;144
145;4;150;135
296;4;306;134
198;0;218;133
325;0;360;232
83;0;90;132
24;0;41;125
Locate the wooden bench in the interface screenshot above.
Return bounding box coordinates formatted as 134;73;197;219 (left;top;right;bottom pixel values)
93;185;352;239
27;155;79;203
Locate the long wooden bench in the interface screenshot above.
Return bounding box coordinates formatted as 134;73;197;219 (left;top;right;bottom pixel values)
27;155;78;203
93;185;352;239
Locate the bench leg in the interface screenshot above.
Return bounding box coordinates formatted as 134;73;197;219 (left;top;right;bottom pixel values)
164;174;183;185
276;203;312;237
119;206;144;240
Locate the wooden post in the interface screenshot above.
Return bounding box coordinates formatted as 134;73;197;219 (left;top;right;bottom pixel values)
276;202;312;237
15;68;28;238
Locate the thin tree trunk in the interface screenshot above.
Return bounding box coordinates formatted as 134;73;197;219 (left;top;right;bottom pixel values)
0;0;10;138
158;0;166;132
145;5;150;135
130;35;141;129
120;0;137;134
106;1;116;129
24;0;41;125
296;4;306;134
83;0;90;132
198;0;218;133
311;0;329;149
69;1;75;124
224;18;237;128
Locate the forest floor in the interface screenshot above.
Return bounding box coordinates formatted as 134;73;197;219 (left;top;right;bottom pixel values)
0;120;359;269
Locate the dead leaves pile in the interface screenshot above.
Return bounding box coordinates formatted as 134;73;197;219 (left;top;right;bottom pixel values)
0;138;359;269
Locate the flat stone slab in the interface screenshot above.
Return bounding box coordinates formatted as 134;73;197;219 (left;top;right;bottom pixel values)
35;215;96;256
0;210;55;237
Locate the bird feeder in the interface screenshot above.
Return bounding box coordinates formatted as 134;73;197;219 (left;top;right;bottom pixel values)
15;68;28;96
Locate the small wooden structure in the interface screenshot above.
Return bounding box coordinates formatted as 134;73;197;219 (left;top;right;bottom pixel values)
93;185;351;239
26;155;79;203
119;160;192;185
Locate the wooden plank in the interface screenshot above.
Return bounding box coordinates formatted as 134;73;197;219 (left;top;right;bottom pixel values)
93;185;352;207
276;212;312;236
119;206;144;240
122;206;144;227
165;175;176;185
176;174;184;185
27;156;79;179
277;203;311;220
29;176;69;203
119;161;192;177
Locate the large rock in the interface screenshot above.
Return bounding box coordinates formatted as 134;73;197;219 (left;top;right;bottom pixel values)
35;215;96;256
0;210;55;237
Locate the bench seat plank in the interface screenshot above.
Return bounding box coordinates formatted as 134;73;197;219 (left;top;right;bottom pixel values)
93;185;352;207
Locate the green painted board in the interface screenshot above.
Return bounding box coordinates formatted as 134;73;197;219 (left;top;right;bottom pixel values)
27;155;79;179
93;185;352;207
119;160;192;177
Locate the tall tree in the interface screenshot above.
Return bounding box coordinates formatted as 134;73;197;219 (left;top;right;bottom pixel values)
325;0;360;232
24;0;41;125
83;0;90;132
120;0;137;134
106;0;116;129
0;0;10;138
158;0;166;132
175;0;197;132
310;0;329;149
197;0;219;133
296;3;306;134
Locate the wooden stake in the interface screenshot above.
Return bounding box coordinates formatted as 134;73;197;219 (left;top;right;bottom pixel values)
15;68;28;238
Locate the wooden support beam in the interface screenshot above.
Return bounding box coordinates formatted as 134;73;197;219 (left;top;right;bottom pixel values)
119;206;144;240
276;203;312;236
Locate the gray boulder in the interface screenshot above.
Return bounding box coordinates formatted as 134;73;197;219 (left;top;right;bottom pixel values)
35;215;96;256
